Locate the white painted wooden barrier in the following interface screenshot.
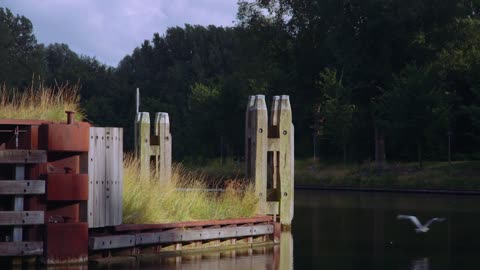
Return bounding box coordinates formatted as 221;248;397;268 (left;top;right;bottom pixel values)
88;127;123;228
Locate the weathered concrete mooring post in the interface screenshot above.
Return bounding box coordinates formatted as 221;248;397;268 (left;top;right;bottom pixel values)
245;95;294;227
135;112;172;183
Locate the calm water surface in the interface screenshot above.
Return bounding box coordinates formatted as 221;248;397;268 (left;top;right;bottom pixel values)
90;190;480;270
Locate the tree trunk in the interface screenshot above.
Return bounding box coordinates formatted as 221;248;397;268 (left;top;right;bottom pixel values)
343;142;347;167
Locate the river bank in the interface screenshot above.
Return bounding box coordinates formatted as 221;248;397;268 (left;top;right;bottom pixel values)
186;158;480;191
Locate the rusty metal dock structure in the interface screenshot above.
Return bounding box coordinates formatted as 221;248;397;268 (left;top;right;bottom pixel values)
0;94;294;266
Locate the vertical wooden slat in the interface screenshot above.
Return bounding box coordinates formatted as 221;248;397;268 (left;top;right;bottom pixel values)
117;128;124;225
270;96;281;190
164;115;172;184
93;128;101;228
278;95;293;226
13;165;25;241
253;95;268;214
88;127;123;228
88;128;95;228
110;128;117;226
104;128;112;226
98;128;106;228
245;96;255;179
136;112;150;180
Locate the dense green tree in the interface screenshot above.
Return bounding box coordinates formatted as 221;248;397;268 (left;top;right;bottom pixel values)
0;8;45;87
314;68;356;164
1;2;480;163
375;65;450;166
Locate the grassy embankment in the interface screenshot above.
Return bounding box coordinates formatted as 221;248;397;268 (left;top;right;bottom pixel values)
0;84;84;121
122;155;258;224
189;158;480;191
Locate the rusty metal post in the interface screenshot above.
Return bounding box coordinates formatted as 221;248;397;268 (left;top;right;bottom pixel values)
65;111;75;125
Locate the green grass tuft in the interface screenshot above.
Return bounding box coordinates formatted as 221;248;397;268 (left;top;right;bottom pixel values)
0;83;85;121
122;155;258;224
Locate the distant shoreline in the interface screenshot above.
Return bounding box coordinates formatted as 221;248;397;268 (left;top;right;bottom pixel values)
295;185;480;195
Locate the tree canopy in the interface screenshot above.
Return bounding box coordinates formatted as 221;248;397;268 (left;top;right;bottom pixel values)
1;1;480;163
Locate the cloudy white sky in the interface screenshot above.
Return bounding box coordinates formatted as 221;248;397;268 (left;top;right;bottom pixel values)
0;0;239;66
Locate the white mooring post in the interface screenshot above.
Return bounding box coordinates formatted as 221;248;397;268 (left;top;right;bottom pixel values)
245;95;294;227
135;111;172;183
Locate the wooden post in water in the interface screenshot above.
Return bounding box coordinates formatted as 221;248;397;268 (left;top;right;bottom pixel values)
277;96;294;226
245;96;255;179
245;95;294;227
136;112;150;180
254;96;268;214
135;111;172;183
154;112;172;184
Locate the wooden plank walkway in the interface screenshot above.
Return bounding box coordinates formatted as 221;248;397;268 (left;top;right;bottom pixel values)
115;216;273;232
90;224;274;251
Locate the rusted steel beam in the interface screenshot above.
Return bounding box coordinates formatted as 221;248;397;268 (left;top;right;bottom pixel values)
0;180;45;195
39;123;90;152
114;216;273;232
0;211;44;225
0;242;43;256
0;150;47;164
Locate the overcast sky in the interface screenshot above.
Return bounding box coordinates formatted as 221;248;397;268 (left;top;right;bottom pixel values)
0;0;238;66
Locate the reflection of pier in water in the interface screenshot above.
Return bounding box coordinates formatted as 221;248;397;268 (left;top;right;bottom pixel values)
87;232;294;270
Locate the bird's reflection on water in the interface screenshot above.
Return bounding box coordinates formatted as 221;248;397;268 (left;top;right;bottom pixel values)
410;257;429;270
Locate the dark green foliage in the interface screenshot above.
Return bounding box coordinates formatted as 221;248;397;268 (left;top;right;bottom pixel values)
0;8;45;87
1;2;480;164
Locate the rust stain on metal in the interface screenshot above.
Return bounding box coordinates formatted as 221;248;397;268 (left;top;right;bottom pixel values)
47;174;88;201
45;223;88;264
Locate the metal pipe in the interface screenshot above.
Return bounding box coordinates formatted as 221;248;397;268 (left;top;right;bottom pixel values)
65;111;75;124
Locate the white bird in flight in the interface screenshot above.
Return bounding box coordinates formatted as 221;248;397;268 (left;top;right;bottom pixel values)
397;215;446;233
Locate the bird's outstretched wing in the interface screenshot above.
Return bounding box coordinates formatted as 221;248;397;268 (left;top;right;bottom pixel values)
397;215;423;229
424;217;446;228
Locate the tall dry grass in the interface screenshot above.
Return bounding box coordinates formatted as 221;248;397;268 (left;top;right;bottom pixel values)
122;155;258;224
0;83;84;121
